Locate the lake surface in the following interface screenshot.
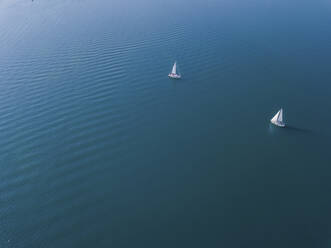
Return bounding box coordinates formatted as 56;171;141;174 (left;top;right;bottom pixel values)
1;0;331;247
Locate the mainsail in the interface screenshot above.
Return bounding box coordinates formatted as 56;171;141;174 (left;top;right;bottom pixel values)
171;62;177;74
277;109;283;122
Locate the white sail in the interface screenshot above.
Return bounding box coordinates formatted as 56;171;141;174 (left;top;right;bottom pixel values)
277;108;283;122
270;108;285;127
168;61;181;79
171;62;177;74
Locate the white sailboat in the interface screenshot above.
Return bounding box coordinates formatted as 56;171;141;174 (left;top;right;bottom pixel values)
168;61;181;79
270;108;285;127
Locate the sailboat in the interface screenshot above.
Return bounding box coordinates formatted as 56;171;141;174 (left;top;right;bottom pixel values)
270;108;285;127
168;61;181;79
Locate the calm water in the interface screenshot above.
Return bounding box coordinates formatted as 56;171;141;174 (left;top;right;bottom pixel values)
1;0;331;247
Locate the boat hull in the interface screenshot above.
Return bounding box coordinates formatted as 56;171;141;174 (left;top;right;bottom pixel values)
271;120;285;127
168;73;181;79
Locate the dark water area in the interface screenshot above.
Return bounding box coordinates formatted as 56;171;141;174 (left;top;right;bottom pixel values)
1;0;331;247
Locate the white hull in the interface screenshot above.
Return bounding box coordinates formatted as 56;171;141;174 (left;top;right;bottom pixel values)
271;120;285;127
168;73;181;79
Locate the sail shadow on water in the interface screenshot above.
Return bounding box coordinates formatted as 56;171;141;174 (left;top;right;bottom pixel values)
284;125;313;134
268;123;313;135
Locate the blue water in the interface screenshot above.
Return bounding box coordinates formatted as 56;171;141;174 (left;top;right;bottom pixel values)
1;0;331;247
